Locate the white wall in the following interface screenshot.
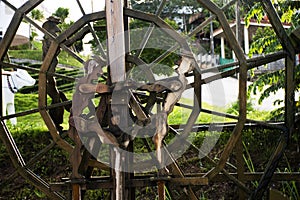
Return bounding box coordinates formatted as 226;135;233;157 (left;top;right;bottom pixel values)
0;0;29;39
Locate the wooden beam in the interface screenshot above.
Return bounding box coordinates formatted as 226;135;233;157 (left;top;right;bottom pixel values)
106;0;126;83
50;172;300;191
196;0;248;180
105;2;127;200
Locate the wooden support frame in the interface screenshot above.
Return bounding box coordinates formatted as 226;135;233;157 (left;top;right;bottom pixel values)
105;1;127;199
0;0;299;199
196;0;248;182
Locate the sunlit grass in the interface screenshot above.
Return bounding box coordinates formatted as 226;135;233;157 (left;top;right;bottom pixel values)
7;92;73;133
8;41;85;68
168;97;228;125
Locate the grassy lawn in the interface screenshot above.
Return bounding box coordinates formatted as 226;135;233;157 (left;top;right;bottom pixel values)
8;41;85;67
7;92;271;136
3;90;298;199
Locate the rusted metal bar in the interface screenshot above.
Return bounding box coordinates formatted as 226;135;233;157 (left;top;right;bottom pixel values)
200;108;286;131
183;172;300;182
157;181;166;200
1;100;72;121
0;61;40;73
183;170;300;182
1;109;39;120
173;100;285;131
193;51;287;86
171;122;285;133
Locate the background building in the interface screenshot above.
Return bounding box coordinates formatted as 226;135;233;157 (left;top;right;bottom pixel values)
0;0;30;46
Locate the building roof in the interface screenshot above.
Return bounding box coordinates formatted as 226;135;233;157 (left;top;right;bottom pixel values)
11;34;29;46
213;19;291;38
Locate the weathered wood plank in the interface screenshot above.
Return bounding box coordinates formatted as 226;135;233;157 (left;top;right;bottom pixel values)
57;11;106;44
196;0;247;181
105;2;127;200
106;0;126;83
50;172;300;191
39;41;73;153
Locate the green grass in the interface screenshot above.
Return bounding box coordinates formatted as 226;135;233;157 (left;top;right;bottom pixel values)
9;93;271;134
7;92;72;132
3;90;298;199
8;49;43;61
168;97;271;126
1;52;276;199
8;41;85;68
168;98;227;125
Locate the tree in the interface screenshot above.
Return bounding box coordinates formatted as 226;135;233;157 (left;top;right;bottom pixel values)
88;10;181;77
128;18;180;80
131;0;202;33
30;9;44;20
246;0;300;120
53;7;69;23
29;9;44;49
51;7;82;52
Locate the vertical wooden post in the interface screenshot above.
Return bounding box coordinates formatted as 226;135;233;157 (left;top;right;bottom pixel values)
106;0;126;83
157;181;166;200
236;135;245;199
244;26;249;55
235;2;246;198
221;37;225;59
123;0;135;198
235;0;242;45
72;184;81;200
106;1;127;200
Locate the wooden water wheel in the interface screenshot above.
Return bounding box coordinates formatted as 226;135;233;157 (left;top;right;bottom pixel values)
0;0;299;199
